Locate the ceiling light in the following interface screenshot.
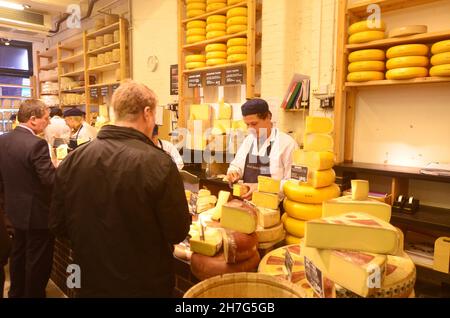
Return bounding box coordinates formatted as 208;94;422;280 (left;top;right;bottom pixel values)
5;41;10;46
0;1;25;11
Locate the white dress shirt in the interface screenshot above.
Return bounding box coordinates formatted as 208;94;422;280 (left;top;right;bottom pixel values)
160;139;184;170
227;128;299;190
44;116;71;146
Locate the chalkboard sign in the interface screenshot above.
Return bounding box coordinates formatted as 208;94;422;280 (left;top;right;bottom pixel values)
90;88;98;98
170;64;178;95
205;70;222;86
188;73;202;88
291;165;308;182
225;66;244;85
101;86;109;97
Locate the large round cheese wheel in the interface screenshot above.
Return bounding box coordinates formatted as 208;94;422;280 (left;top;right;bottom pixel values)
227;7;248;18
386;67;428;80
223;231;258;264
347;71;384;82
431;52;450;66
348;49;385;62
207;0;226;3
187;28;206;36
227;45;247;55
282;214;306;238
227;37;247;47
187;20;207;29
283;181;340;204
186;0;206;3
285;234;303;245
386;44;429;59
206;22;226;32
206;58;227;66
386;56;429;69
206;51;227;59
348;20;386;35
430;64;450;77
187;10;206;18
348;61;385;72
186;54;206;63
206;30;226;39
227;16;248;27
187;3;206;10
348;31;385;44
227;24;247;34
431;40;450;55
207;15;226;24
228;0;241;5
207;2;227;12
186;62;206;69
206;43;227;52
256;223;284;243
191;251;260;281
283;199;322;221
186;35;206;44
227;53;247;63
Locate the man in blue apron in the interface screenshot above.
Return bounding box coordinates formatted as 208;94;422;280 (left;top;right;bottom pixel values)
64;108;97;151
226;99;299;200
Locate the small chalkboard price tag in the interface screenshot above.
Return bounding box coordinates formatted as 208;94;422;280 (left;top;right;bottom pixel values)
304;256;324;298
291;165;308;182
188;73;202;88
90;88;98;98
284;250;294;282
205;70;223;86
100;86;109;97
225;66;244;85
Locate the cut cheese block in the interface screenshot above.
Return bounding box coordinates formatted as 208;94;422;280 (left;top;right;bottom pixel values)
189;104;211;120
348;61;385;72
227;53;247;63
212;190;231;221
186;62;206;69
257;176;281;194
227;25;247;34
213;119;231;133
223;230;258;264
186;54;206;63
227;45;247;55
256;223;284;243
252;191;279;210
348;49;385;62
227;7;247;18
282;214;306;238
187;3;207;11
283;199;322;221
285;234;303;246
348;31;385;44
233;183;249;197
191;251;260;281
303;169;336;189
431;39;450;55
206;22;226;32
386;44;429;59
348;20;386;35
206;51;227;59
430;64;450;77
386;67;428;80
283;181;340;204
303;133;334;152
388;25;427;38
187;28;207;36
258;235;285;251
431;52;450;66
221;199;258;234
302;244;387;297
305;116;333;134
216;102;232;119
198;189;211;197
351;179;369;200
323;195;391;222
257;207;280;228
189;227;223;257
207;2;227;12
433;237;450;273
206;30;226;39
227;16;248;27
186;35;206;44
207;14;226;24
187;10;206;18
187;20;207;29
293;150;334;171
227;37;247;47
206;58;227;66
206;43;227;52
386;56;429;69
305;212;401;255
347;71;384;82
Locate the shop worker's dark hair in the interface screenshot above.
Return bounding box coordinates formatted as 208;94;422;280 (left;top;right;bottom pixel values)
50;107;63;118
10;113;16;121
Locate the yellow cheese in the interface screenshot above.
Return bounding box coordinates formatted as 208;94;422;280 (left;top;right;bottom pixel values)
431;39;450;55
351;179;369;200
348;61;385;72
206;51;227;59
207;2;227;12
227;46;247;55
348;49;385;62
186;0;206;3
284;181;340;204
386;67;428;80
56;145;68;160
206;30;226;39
347;71;385;82
305;212;401;255
282;213;306;238
303;133;334;152
187;20;207;29
213;119;231;134
196;195;217;213
206;58;227;66
348;31;385;44
198;189;211;197
386;56;429;69
186;28;207;36
227;7;247;18
227;0;241;5
301;243;388;297
207;0;227;3
232;120;247;131
207;14;226;24
233;184;249;197
323;195;391;222
187;3;206;11
386;44;429;59
186;54;206;63
186;62;206;69
430;64;450;77
227;53;247;63
283;199;322;221
256;223;284;243
348;20;386;35
187;10;206;18
388;25;427;38
431;52;450;66
212;190;231;221
433;237;450;273
227;16;248;27
257;207;280;228
285;234;303;245
190;104;211;120
206;22;226;32
190;227;223;257
293;150;334;171
206;43;227;52
216;102;232;119
227;37;247;47
257;176;281;194
187;120;209;136
305;117;333;134
227;25;247;34
221;200;258;234
252;191;279;210
303;169;336;189
190;133;207;151
186;35;206;44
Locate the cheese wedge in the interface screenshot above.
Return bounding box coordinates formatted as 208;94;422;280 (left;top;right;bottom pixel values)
283;181;340;204
293;150;335;171
303;169;336;189
252;191;279;210
283;199;322;221
217;102;232;119
305;117;334;134
256;223;284;243
190;104;211;120
233;184;249;197
212;191;231;221
257;176;281;194
305;212;401;255
322;195;391;222
221;200;258;234
213;119;231;134
257;207;280;228
189;227;223;257
301;243;387;297
303;133;334;152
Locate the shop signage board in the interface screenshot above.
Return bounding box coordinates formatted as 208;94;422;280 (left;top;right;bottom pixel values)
205;70;223;87
170;64;179;95
225;66;244;85
188;73;202;88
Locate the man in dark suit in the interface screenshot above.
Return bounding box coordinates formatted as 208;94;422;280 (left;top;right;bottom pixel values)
0;200;11;298
0;99;55;298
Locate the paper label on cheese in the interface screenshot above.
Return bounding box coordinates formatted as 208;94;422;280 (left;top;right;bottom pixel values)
304;257;335;298
291;165;309;182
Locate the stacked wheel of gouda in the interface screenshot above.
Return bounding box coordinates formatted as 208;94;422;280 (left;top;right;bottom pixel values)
186;0;206;18
430;40;450;77
386;44;429;80
206;14;226;41
227;37;247;63
348;20;385;44
186;19;206;44
206;0;227;12
226;7;247;36
347;49;386;82
186;54;206;69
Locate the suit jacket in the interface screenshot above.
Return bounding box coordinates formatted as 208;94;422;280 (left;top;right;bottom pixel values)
0;126;55;230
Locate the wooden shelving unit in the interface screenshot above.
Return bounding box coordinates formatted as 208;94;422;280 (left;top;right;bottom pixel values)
36;47;59;99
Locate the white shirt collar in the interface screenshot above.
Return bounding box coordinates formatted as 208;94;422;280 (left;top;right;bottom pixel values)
18;124;36;135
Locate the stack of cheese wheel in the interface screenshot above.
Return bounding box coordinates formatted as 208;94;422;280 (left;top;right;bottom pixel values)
206;14;226;41
227;37;247;64
347;49;385;82
186;19;206;44
386;44;429;80
186;54;206;69
430;40;450;77
205;42;227;66
227;0;241;5
348;20;385;44
186;0;206;19
206;0;226;12
227;7;247;35
283;117;340;245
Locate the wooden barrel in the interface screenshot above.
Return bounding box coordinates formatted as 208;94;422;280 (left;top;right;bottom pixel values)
184;273;306;298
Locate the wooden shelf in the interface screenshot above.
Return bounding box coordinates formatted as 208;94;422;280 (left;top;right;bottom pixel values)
392;206;450;234
183;31;248;50
39;75;59;82
40;92;59;96
183;61;246;74
39;61;58;71
39;48;57;58
59;53;84;64
59;35;84;50
87;42;120;55
182;1;248;24
347;0;444;17
345;77;450;88
86;22;120;39
88;62;120;73
61;87;85;93
0;84;32;89
61;70;85;78
346;29;450;51
0;96;31;99
88;82;120;88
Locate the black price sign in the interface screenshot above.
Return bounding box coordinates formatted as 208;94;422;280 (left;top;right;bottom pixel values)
284;250;294;282
101;86;109;97
188;73;202;88
225;66;244;85
90;88;98;98
291;165;308;182
170;64;179;95
205;70;223;86
304;256;324;298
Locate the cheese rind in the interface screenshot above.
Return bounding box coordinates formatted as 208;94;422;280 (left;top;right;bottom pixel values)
282;213;306;238
285;234;303;246
256;223;284;243
283;199;322;221
257;176;281;194
293;150;334;171
322;195;391;222
303;133;334;152
305;212;400;255
252;191;279;210
221;200;258;234
212;190;231;221
283;181;340;204
257;207;280;228
223;230;258;264
305;117;334;134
